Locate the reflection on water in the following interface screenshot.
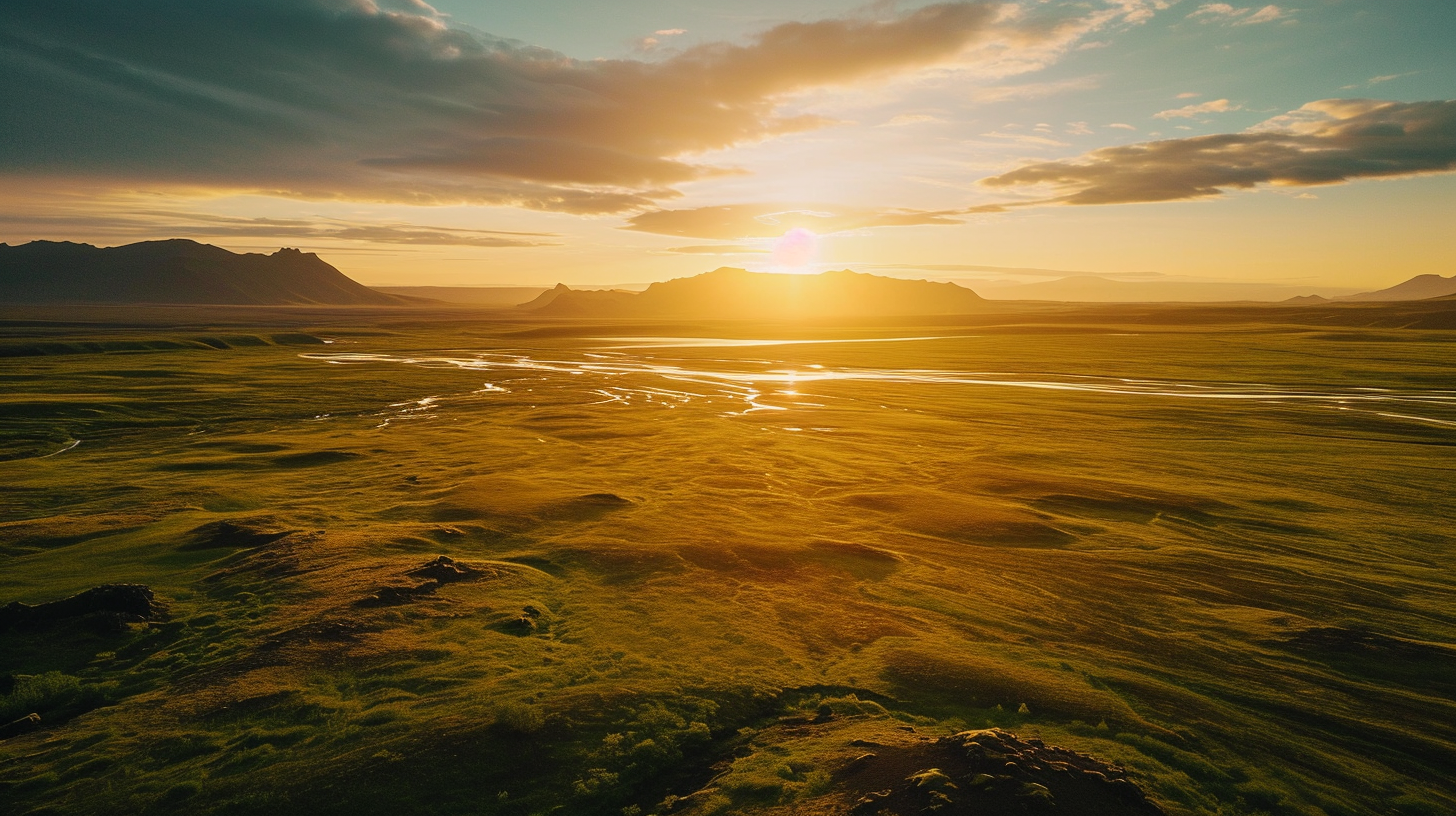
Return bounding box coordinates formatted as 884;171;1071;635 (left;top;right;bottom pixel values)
301;345;1456;432
593;335;962;349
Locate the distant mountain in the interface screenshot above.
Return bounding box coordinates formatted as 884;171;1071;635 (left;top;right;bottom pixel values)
1339;274;1456;302
0;239;403;305
1280;294;1331;305
977;275;1357;303
373;285;551;306
373;283;650;307
525;268;988;319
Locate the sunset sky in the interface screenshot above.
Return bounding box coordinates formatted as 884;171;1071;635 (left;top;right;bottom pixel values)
2;0;1453;288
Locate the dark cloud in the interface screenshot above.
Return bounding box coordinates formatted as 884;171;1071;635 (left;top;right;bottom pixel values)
0;209;557;247
623;203;1001;239
982;99;1456;204
0;0;1016;213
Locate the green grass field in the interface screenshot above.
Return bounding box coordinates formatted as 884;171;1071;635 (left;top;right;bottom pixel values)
2;306;1453;816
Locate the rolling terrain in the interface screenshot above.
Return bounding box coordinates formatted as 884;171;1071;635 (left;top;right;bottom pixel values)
1;298;1454;816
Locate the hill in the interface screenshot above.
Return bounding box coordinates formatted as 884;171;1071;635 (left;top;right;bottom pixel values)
527;267;988;319
0;240;403;305
1340;273;1456;302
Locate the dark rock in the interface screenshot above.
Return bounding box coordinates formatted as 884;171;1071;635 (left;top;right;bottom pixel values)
356;581;439;607
406;555;480;584
0;584;164;632
834;728;1165;815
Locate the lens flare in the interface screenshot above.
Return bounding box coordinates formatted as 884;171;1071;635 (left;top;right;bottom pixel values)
770;227;818;270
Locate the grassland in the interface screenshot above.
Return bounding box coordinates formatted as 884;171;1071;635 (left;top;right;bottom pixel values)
1;304;1454;816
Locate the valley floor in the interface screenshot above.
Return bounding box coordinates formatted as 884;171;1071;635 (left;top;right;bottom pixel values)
2;303;1454;816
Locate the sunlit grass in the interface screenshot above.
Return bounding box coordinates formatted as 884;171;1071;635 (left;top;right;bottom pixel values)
1;308;1453;815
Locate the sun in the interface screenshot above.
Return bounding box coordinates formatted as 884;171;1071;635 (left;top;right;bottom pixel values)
770;227;819;272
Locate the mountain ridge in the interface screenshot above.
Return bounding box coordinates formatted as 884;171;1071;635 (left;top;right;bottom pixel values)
1339;273;1456;302
0;239;403;305
525;267;990;319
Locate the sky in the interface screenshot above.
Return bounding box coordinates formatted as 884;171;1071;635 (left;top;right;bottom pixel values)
1;0;1453;289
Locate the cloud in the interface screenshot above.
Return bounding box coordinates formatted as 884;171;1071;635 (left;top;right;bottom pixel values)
1238;5;1291;25
1106;0;1175;25
1176;92;1201;99
980;131;1070;147
0;0;1038;214
1107;123;1137;130
1153;98;1241;119
1189;4;1242;20
622;202;1002;239
660;244;768;255
1188;3;1292;25
882;113;945;127
981;99;1456;205
1341;71;1418;90
0;207;557;247
968;75;1101;103
635;29;685;52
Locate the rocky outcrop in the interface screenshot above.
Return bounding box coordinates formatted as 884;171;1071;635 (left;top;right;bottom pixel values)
0;584;164;633
842;728;1163;815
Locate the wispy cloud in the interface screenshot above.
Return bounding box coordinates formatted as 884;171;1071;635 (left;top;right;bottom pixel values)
1239;5;1292;25
0;209;558;248
1188;4;1293;25
623;202;1003;240
1153;99;1241;119
636;27;687;51
968;75;1102;103
1341;71;1419;90
982;99;1456;205
980;131;1071;147
882;113;946;127
660;245;767;255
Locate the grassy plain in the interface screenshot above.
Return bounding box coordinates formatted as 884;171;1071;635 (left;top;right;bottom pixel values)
1;303;1454;816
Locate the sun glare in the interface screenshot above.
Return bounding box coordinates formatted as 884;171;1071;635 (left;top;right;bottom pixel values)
770;227;818;272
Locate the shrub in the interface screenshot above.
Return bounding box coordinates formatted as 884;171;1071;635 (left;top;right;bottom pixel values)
0;672;114;723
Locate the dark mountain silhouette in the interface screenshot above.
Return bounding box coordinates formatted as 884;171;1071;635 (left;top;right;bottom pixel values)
1339;274;1456;302
0;239;403;305
525;267;988;319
